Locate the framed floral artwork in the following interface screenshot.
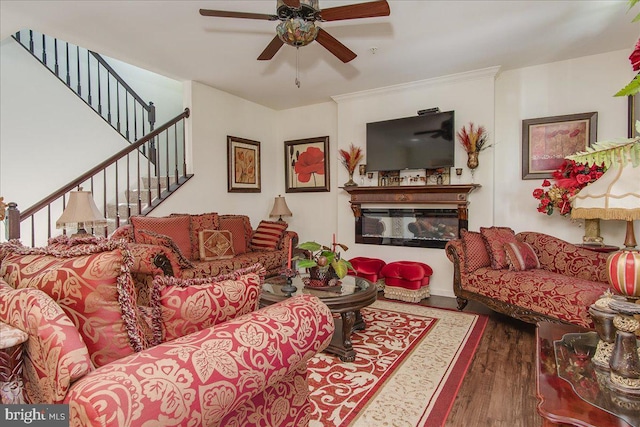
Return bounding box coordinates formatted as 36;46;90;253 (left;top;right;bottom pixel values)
227;136;260;192
284;136;330;193
521;112;597;180
628;95;639;138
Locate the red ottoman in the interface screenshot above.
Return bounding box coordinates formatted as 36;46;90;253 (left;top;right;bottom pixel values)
348;257;387;291
381;261;433;302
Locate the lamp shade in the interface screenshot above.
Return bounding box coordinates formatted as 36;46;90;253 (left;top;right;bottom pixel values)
269;195;292;221
56;191;107;230
571;158;640;221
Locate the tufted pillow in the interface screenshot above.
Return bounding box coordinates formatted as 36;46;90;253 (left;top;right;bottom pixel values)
153;263;265;341
136;229;194;269
250;220;288;251
504;241;541;271
460;229;491;273
199;230;234;260
219;215;253;255
480;226;518;270
0;240;150;367
131;215;193;260
171;212;219;261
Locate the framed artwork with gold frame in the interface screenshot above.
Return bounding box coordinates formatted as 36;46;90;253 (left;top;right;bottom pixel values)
227;136;261;193
284;136;330;193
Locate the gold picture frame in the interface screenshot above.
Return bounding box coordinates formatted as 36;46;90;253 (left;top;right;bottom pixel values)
227;136;261;192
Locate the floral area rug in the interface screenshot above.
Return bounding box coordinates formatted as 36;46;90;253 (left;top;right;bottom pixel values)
308;300;487;427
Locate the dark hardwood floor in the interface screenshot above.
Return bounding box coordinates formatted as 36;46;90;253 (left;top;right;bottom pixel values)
379;293;543;427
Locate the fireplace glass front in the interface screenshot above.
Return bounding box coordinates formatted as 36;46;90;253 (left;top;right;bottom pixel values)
356;208;462;249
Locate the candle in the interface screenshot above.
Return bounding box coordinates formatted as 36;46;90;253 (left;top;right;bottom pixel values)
332;233;336;249
287;236;292;269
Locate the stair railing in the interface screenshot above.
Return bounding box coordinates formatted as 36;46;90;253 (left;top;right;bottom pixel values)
8;109;191;247
12;30;157;163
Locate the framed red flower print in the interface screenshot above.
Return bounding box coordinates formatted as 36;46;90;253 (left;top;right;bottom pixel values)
284;136;330;193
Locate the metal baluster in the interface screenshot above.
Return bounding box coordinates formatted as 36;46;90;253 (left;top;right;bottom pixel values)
54;38;59;76
87;50;92;106
165;129;170;191
125;92;130;140
29;30;34;53
41;34;47;67
65;42;71;86
107;74;112;124
97;60;102;115
174;124;179;185
76;46;81;96
116;81;121;133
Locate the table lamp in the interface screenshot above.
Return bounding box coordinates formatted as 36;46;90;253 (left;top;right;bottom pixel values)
56;190;108;237
269;195;292;222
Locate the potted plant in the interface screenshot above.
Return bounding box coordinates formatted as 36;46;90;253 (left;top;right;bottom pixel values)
295;240;354;286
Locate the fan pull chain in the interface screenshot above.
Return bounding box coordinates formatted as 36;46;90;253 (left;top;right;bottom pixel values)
295;47;301;88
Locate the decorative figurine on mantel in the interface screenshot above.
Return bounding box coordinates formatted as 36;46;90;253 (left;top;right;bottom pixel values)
339;143;363;187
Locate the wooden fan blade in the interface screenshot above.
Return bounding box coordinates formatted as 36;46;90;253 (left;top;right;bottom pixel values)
258;36;285;60
199;9;278;21
319;0;390;21
315;28;356;63
281;0;301;8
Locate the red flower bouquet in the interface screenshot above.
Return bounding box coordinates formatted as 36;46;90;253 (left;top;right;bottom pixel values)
532;159;606;216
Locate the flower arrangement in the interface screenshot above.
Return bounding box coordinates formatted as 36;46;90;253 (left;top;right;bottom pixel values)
295;239;354;279
0;196;6;221
338;144;363;175
532;159;606;216
456;123;490;154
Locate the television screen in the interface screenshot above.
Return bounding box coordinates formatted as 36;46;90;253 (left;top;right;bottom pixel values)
366;111;455;171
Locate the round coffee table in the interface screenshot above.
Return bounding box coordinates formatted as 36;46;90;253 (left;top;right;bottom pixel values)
261;274;377;362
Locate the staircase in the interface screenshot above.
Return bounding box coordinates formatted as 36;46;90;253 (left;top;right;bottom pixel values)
6;30;192;246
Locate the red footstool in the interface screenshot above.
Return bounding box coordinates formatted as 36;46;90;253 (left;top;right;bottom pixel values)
381;261;433;302
348;257;387;291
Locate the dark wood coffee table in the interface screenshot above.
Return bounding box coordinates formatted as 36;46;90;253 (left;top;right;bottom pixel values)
261;275;377;362
536;322;639;427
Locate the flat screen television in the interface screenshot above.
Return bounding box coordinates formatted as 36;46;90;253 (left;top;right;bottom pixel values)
366;111;455;171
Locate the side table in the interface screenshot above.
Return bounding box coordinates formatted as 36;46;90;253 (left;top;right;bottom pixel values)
575;243;619;253
536;322;638;427
0;321;28;404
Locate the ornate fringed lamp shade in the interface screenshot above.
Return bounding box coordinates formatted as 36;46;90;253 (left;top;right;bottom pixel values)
56;190;107;237
570;141;640;297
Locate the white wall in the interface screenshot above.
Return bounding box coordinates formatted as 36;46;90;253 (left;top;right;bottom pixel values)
0;37;128;210
495;49;637;246
150;81;281;228
331;68;498;297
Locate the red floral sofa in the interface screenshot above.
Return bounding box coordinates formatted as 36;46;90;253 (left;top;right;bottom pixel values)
445;228;610;329
110;212;297;282
0;237;334;426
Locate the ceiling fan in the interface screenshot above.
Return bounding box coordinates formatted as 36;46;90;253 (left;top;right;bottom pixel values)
199;0;390;63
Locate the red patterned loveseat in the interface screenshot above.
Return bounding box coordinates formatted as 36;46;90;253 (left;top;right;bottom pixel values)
0;238;334;426
445;229;610;329
110;212;297;281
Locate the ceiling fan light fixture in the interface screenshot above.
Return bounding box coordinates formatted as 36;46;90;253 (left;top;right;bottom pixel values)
277;17;318;47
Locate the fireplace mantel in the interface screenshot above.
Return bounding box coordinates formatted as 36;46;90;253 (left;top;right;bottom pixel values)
341;184;481;217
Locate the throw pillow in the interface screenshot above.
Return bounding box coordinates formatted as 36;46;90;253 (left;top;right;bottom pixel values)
131;215;193;260
504;241;541;271
219;215;253;255
250;220;288;251
480;226;518;270
136;229;194;269
199;230;235;260
153;263;265;341
0;240;153;367
460;229;491;273
171;212;219;261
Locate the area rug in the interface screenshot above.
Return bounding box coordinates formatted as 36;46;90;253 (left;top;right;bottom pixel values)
307;300;487;427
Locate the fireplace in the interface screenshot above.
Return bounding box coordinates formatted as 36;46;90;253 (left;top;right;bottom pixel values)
356;208;464;249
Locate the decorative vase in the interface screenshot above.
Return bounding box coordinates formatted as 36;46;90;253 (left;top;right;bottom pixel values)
305;265;339;288
607;250;640;298
466;151;479;170
344;171;357;187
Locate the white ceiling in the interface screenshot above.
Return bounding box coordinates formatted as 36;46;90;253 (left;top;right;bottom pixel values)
1;1;638;110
